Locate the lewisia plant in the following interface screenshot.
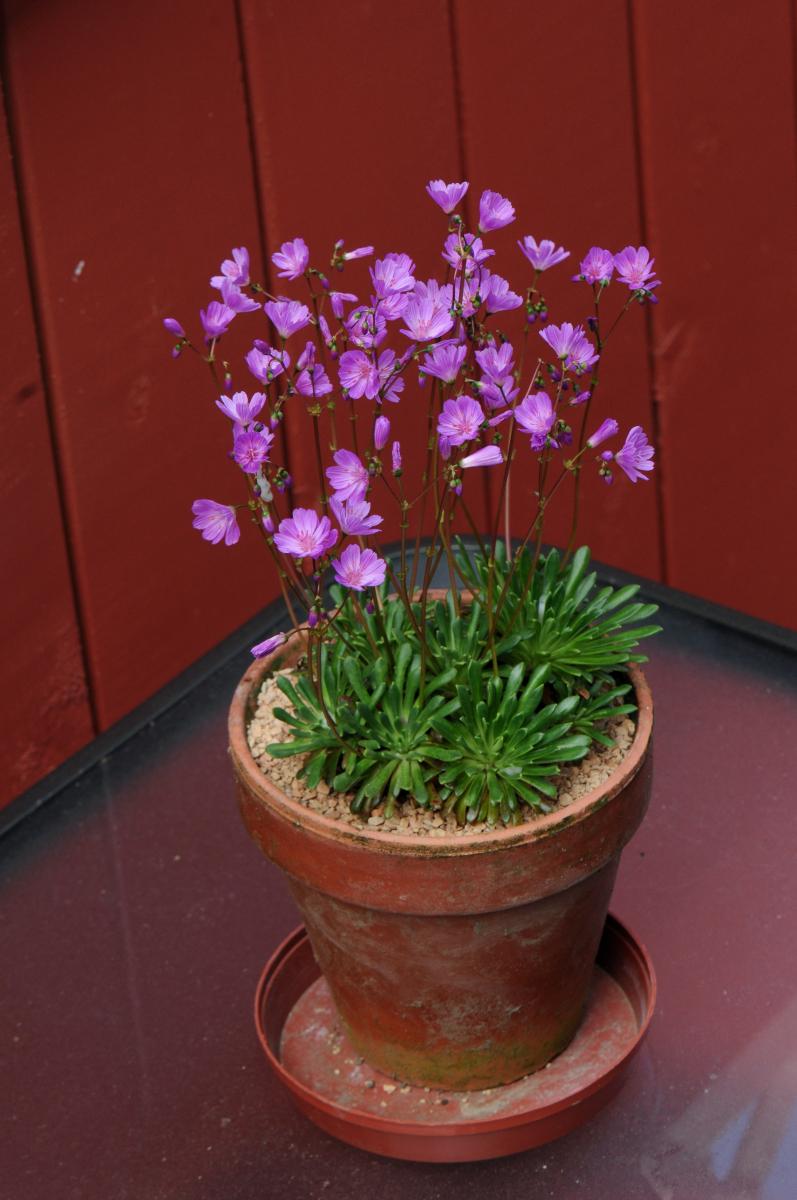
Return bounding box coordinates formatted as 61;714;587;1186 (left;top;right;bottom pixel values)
165;180;661;827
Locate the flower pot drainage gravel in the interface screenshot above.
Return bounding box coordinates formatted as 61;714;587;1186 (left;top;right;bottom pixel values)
254;915;656;1163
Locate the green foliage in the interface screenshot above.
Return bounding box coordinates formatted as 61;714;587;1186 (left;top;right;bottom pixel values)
265;544;660;827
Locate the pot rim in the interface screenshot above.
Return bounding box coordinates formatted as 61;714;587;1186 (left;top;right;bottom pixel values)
228;631;653;859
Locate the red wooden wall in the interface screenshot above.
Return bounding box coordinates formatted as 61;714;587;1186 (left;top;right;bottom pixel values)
2;0;796;809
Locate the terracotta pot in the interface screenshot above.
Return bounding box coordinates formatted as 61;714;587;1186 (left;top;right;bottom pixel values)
230;634;653;1091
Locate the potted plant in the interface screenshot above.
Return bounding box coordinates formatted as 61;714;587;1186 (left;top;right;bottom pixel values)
164;180;661;1093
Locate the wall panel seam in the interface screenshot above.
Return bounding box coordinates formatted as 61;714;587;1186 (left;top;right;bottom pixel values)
0;46;99;734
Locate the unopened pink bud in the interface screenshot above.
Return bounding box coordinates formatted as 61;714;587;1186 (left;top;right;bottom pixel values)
374;415;390;450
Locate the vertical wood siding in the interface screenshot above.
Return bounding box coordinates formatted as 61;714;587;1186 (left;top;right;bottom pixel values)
1;0;795;806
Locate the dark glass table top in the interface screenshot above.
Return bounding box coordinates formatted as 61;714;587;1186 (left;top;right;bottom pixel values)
3;577;797;1199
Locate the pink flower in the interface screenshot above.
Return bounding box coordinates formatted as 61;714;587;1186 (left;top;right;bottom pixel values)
437;396;485;447
271;237;309;280
220;279;260;313
338;349;379;399
565;331;600;374
233;428;274;473
274;508;339;558
476;342;514;381
460;444;503;469
587;418;619;448
421;341;467;384
515;392;555;450
371;252;416;297
426;179;469;214
332;544;387;591
400;280;454;341
326;449;369;502
210;246;249;290
296;362;332;397
518;236;570;272
478;189;515;233
191;499;240;546
250;632;286;659
330;291;357;319
614;426;655;482
246;343;290;384
539;321;583;360
330;496;383;536
216;390;266;424
376;348;404;403
200;301;236;340
346;306;386;350
442;232;495;272
574;247;615;285
483;272;523;314
614;246;661;293
264;298;311;339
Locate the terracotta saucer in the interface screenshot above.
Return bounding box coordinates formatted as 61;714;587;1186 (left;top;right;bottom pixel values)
254;914;656;1163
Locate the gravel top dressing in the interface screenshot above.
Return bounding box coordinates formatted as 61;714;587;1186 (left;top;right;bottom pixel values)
246;668;635;837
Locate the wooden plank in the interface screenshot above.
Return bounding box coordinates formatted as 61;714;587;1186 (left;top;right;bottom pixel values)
3;0;278;728
0;78;94;806
631;0;797;627
237;0;487;544
453;0;663;580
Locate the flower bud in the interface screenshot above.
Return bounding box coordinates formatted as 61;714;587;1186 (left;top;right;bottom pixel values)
374;415;390;450
307;610;319;628
391;441;402;475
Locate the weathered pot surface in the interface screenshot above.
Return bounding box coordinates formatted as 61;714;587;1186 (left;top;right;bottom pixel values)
230;631;653;1091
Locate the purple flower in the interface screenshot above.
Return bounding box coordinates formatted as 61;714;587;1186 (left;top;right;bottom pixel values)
264;298;311;339
376;349;405;403
437;396;485;447
216;390;266;424
442;232;495;272
274;508;339;558
476;342;513;381
330;291;357;319
571;389;592;407
539;321;584;361
250;632;286;659
478;189;515;233
565;331;600;374
400;280;454;341
426;179;469;213
574;247;615;285
233;427;274;474
326;449;369;502
210;246;249;290
373;291;408;321
371;252;416;298
246;343;290;384
191;499;240;546
614;426;655;482
271;237;310;280
374;414;390;449
163;317;185;338
200;301;236;340
460;445;503;469
220;279;260;314
330;496;383;536
587;418;620;448
296;362;332;397
420;340;467;384
515;392;555;450
338;349;379;399
340;243;374;262
346;306;387;350
518;236;570;272
614;246;661;293
391;441;402;474
331;544;387;591
483;272;523;314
